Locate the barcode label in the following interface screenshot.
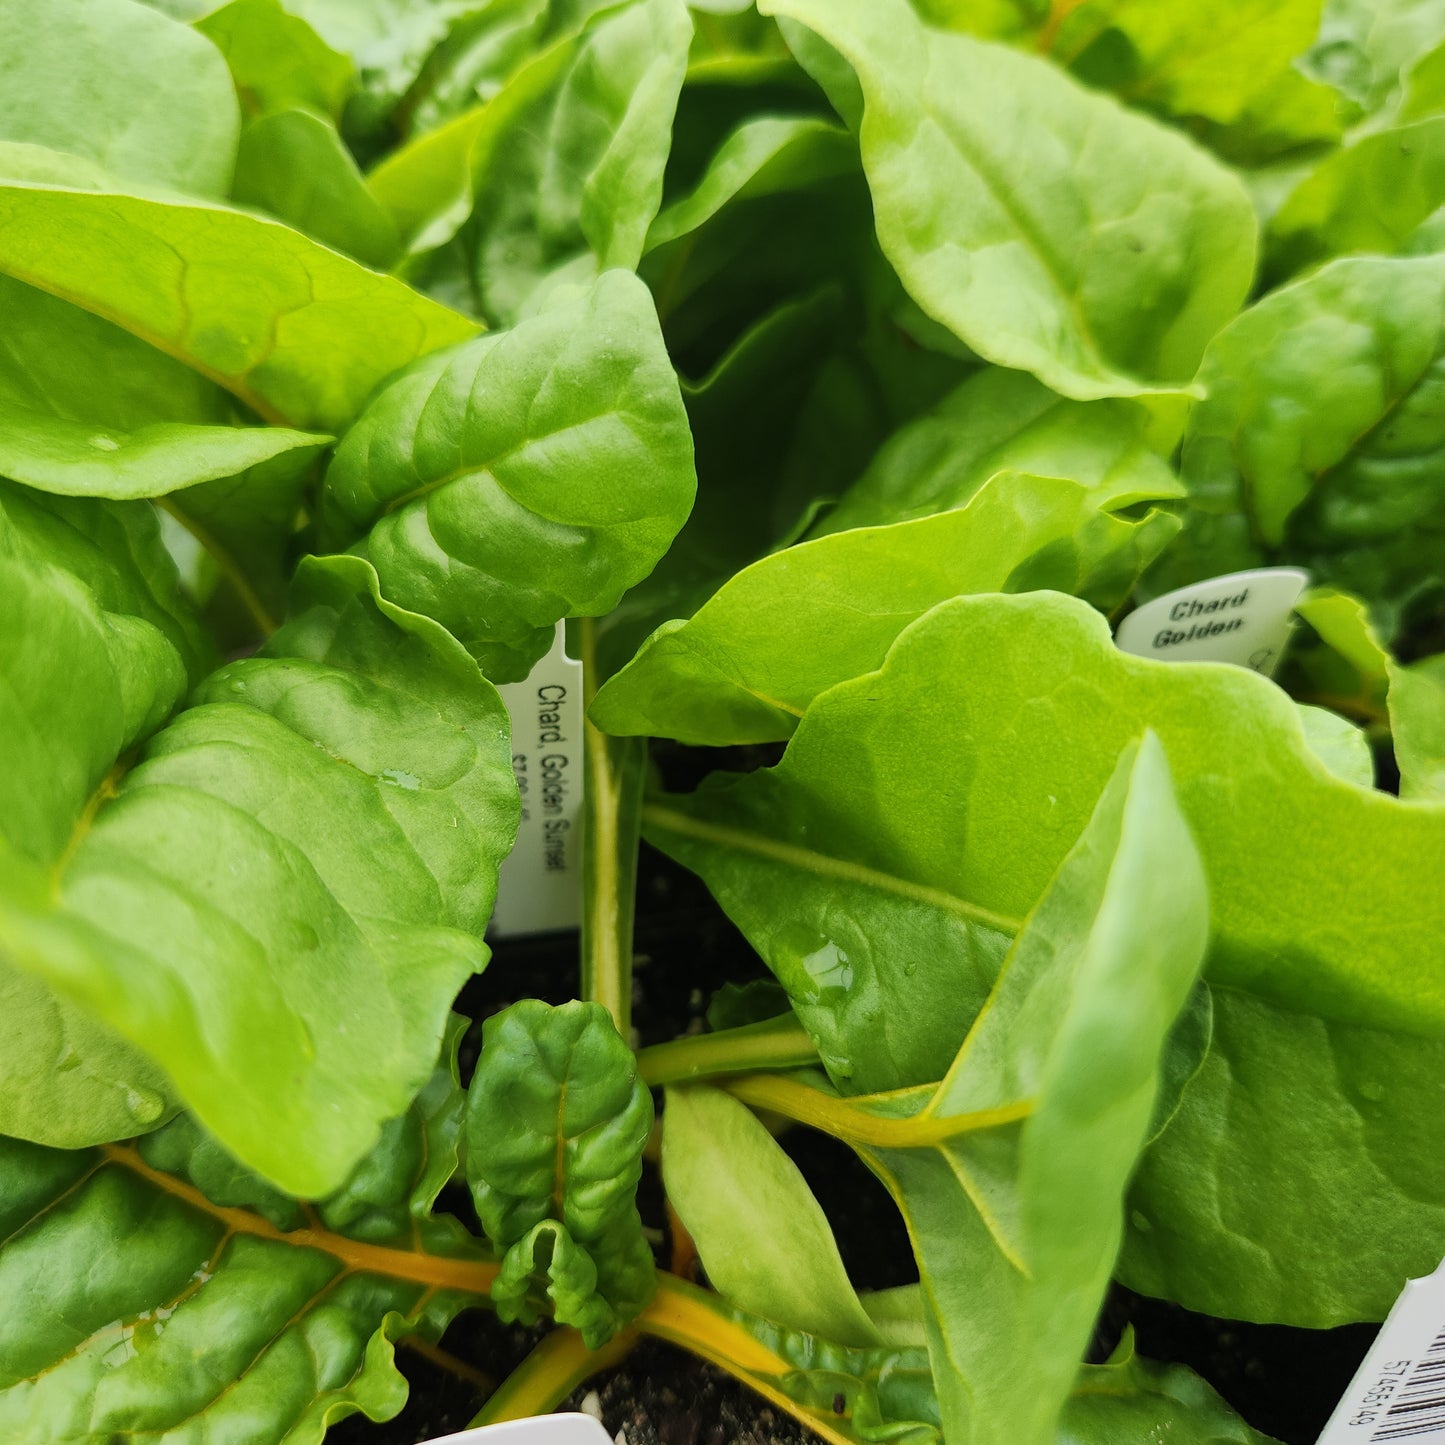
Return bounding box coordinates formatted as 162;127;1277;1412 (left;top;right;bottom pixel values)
1318;1260;1445;1444
1372;1329;1445;1439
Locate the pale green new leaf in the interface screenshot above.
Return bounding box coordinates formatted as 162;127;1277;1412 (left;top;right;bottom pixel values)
759;0;1258;400
663;1084;882;1345
0;1037;493;1445
1269;118;1445;276
231;108;399;268
196;0;354;119
592;470;1177;746
814;369;1182;539
0;0;239;196
464;0;693;324
1164;253;1445;627
0;549;519;1194
0;181;477;430
1303;0;1445;114
857;735;1208;1445
322;270;697;683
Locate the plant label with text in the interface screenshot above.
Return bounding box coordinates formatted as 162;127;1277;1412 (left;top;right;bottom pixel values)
492;624;585;936
1115;567;1310;675
1317;1258;1445;1442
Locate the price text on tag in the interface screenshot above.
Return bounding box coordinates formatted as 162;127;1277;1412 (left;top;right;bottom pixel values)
1115;567;1310;675
1318;1259;1445;1443
491;624;584;937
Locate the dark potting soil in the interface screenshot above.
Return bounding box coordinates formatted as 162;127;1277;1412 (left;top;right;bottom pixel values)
334;814;1378;1445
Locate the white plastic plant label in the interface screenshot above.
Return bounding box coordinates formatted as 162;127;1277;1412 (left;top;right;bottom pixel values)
1114;567;1310;676
491;623;585;937
421;1412;614;1445
1317;1258;1445;1442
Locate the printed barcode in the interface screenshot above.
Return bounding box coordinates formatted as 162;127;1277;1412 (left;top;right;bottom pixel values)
1372;1328;1445;1439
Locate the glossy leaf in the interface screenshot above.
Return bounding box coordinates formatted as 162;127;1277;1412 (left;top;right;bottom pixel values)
1164;253;1445;629
663;1084;881;1345
0;181;477;430
322;270;697;683
463;0;693;324
0;0;239;196
196;0;354;119
759;0;1257;400
592;470;1178;746
0;1036;496;1444
815;368;1182;539
1122;983;1445;1325
0;550;519;1194
853;735;1208;1445
464;1000;656;1342
231;108;399;268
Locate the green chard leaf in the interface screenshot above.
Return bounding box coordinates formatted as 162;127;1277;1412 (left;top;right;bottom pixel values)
195;0;355;120
758;0;1258;400
813;367;1182;539
321;269;697;683
0;180;477;431
0;0;240;196
231;107;400;268
1160;252;1445;631
0;1023;497;1444
462;0;693;324
464;1000;656;1346
591;470;1178;746
0;543;519;1195
662;1084;881;1345
647;593;1445;1322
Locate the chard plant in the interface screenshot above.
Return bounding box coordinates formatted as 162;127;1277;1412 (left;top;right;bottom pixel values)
2;1;1444;1443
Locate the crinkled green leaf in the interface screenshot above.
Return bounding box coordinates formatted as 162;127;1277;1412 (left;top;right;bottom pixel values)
464;999;655;1341
1269;117;1445;276
0;0;239;196
1393;655;1445;797
0;1042;495;1445
0;181;477;430
592;470;1177;746
463;0;693;324
760;0;1257;400
1123;983;1445;1325
1303;0;1445;115
0;549;519;1194
1296;703;1375;787
1162;253;1445;630
816;368;1181;540
322;269;697;682
491;1217;655;1348
849;735;1208;1445
663;1084;881;1346
196;0;354;119
231;107;399;268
